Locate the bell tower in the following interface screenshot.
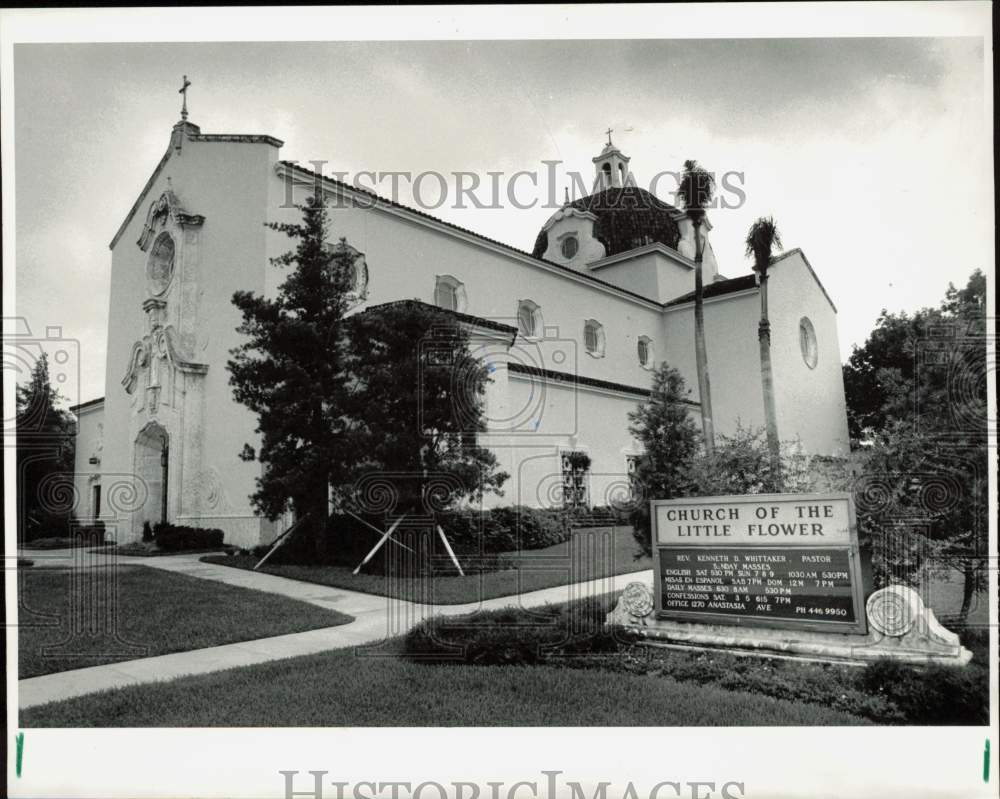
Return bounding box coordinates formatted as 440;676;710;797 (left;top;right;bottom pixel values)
592;128;631;190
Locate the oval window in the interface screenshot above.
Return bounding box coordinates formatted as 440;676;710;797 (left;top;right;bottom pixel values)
799;317;818;369
561;236;579;259
147;233;176;296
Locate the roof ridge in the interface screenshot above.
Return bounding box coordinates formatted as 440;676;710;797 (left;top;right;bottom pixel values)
278;161;669;309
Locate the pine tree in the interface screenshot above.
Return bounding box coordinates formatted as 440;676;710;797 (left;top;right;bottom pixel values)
16;353;76;540
228;196;357;544
627;364;700;554
341;300;508;518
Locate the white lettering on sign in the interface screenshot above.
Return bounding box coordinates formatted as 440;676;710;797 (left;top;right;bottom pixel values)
655;495;852;546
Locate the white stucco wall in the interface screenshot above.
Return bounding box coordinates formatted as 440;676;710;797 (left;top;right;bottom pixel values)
588;246;696;304
488;377;655;510
661;257;849;455
102;131;280;546
765;250;850;455
662;289;765;439
71;401;105;523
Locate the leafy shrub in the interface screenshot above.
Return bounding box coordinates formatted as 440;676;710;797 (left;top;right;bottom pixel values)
22;523;107;549
263;507;574;571
857;658;989;725
153;523;225;551
686;425;817;497
403;596;624;665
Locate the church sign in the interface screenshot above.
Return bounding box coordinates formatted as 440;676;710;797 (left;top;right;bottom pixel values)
652;493;867;634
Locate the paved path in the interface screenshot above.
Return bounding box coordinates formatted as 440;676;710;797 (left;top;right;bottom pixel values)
17;547;651;709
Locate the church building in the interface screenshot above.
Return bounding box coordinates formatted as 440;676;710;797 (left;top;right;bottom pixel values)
71;107;850;548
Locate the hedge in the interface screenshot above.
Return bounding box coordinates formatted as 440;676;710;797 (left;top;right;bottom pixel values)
153;523;225;551
402;595;625;665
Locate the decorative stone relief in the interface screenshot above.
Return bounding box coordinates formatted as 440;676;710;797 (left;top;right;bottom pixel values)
201;466;234;513
606;581;972;666
866;584;920;636
122;303;208;415
620;582;654;621
137;189;205;252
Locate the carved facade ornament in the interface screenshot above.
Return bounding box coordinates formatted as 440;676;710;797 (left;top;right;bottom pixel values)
122;313;208;414
866;585;921;637
137;189;205;252
620;581;654;619
329;237;368;295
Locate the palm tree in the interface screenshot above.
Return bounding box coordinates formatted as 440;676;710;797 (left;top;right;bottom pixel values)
678;159;717;453
745;216;783;475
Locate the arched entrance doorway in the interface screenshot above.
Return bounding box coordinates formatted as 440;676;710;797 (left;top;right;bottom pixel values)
135;422;169;528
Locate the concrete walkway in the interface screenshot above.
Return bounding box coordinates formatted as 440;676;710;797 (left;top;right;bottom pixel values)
17;546;651;709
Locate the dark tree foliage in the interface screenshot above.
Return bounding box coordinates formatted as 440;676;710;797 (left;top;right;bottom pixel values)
846;270;988;619
744;216;783;271
228;196;357;537
627;364;700;555
229;198;507;556
676;159;716;221
842;269;986;439
16;353;76;541
340;301;508;517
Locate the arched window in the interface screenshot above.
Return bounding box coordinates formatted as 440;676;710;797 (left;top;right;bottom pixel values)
602;163;612;186
560;235;579;260
434;275;466;312
584;319;605;357
637;335;654;369
517;299;542;338
619;163;626;184
799;317;818;369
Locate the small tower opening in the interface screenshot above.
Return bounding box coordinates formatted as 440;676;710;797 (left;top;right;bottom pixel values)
593;130;630;191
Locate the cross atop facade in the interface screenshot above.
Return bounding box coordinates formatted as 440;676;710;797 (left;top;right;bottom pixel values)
179;75;192;121
605;127;614;147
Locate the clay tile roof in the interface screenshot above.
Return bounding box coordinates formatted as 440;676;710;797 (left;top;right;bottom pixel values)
663;273;758;308
532;186;682;259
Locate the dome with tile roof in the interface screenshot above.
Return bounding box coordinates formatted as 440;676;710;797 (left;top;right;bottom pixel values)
532;185;682;260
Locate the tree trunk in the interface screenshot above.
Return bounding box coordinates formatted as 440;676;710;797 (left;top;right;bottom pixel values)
757;270;781;481
959;561;976;625
693;219;715;453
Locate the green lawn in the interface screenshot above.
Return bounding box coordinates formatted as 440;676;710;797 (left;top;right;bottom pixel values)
19;644;868;727
18;565;354;678
201;525;651;604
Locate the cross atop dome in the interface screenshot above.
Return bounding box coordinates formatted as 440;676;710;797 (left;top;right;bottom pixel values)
592;130;631;190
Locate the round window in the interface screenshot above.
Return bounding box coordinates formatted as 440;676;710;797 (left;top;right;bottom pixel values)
561;236;579;259
799;317;818;369
147;233;176;295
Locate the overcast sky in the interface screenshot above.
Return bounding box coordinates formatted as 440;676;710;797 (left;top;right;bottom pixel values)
13;37;990;404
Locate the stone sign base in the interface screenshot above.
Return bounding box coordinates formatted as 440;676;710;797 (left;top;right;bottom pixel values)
606;583;972;667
